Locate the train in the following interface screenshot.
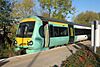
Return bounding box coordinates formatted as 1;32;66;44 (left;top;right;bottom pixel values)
14;16;91;54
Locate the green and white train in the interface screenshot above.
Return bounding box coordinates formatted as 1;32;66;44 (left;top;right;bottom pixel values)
14;16;91;54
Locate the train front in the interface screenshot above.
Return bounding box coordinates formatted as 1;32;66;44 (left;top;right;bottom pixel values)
14;19;35;54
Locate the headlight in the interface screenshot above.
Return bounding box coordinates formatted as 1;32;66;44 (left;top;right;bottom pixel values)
13;40;17;46
28;41;33;46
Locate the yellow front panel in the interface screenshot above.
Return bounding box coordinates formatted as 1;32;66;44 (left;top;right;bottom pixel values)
16;37;31;46
21;18;35;22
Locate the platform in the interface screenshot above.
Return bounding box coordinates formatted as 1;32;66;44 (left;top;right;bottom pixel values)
0;41;91;67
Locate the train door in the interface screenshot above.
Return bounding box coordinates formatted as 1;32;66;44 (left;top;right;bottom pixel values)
43;21;50;48
68;25;74;44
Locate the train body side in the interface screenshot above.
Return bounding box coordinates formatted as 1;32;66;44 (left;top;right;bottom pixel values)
14;16;91;54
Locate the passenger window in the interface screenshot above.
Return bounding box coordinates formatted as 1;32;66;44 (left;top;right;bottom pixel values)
49;25;54;37
49;25;68;37
39;25;68;37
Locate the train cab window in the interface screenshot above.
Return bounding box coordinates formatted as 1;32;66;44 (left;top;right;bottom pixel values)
16;21;35;37
39;25;44;37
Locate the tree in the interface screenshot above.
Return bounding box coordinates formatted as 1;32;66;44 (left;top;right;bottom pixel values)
11;0;34;19
98;13;100;20
0;0;13;45
0;0;12;25
40;0;75;20
74;11;99;26
0;0;16;58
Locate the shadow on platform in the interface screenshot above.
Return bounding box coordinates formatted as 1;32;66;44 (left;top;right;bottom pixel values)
0;59;9;66
27;50;42;67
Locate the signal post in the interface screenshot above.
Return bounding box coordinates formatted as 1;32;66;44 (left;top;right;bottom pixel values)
91;20;100;53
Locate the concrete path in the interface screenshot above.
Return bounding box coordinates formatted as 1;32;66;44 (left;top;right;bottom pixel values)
0;41;91;67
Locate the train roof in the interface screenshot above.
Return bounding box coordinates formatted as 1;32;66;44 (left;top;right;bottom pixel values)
25;15;91;29
37;16;90;28
38;16;74;24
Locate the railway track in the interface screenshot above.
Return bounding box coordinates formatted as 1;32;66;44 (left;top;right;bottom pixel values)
0;40;91;67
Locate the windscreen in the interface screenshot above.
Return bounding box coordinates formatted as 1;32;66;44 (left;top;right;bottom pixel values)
16;21;35;37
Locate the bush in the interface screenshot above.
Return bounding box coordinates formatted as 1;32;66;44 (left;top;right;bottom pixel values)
61;48;99;67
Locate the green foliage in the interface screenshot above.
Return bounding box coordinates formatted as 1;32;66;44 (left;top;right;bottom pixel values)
0;24;17;59
98;13;100;20
74;11;99;26
0;0;12;24
0;0;17;58
11;0;34;19
40;0;75;20
95;47;100;66
96;47;100;57
0;43;15;59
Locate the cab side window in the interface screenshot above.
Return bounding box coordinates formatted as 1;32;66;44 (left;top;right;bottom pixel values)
39;25;44;37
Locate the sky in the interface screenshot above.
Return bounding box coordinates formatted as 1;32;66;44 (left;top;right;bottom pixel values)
14;0;100;21
34;0;100;21
68;0;100;21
